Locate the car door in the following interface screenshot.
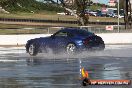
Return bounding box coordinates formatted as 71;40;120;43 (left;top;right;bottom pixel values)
50;31;70;51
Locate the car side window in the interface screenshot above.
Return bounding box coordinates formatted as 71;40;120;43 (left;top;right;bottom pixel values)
67;32;74;37
55;31;68;37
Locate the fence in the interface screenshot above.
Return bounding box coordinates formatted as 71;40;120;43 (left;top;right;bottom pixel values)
45;25;132;34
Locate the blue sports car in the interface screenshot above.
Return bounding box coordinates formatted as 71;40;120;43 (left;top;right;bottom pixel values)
26;28;105;56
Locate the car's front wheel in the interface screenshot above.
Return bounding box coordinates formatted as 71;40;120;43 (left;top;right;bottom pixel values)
66;43;76;55
28;43;39;56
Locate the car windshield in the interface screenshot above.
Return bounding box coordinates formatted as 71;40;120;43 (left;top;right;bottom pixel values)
75;29;94;36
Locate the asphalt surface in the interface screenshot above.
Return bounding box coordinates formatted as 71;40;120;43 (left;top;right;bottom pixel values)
0;45;132;88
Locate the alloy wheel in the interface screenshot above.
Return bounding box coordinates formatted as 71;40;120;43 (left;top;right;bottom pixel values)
66;43;76;55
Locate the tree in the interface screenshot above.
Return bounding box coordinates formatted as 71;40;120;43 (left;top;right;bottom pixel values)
59;0;91;26
0;0;8;2
42;0;90;25
119;0;124;9
124;0;132;29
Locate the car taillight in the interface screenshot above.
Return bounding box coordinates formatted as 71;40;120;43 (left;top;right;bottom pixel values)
83;38;89;45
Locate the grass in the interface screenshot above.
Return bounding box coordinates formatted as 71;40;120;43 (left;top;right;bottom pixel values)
89;16;124;22
0;13;77;21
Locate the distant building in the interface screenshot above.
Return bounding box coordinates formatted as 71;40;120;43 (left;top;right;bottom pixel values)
108;0;117;7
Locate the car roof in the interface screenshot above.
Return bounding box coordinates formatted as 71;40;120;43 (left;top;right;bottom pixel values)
59;27;94;36
60;28;85;32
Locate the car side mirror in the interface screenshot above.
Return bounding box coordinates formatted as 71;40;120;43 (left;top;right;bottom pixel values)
51;35;55;39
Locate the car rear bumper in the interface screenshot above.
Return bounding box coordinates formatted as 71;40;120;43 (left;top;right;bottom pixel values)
77;43;105;52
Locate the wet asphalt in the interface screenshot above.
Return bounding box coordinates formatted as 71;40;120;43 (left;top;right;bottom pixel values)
0;45;131;88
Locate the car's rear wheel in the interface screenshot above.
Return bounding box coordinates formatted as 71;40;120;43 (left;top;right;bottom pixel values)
28;43;38;56
66;43;76;55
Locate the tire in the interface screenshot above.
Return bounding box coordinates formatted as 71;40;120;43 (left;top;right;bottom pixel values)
28;43;39;56
66;43;76;55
